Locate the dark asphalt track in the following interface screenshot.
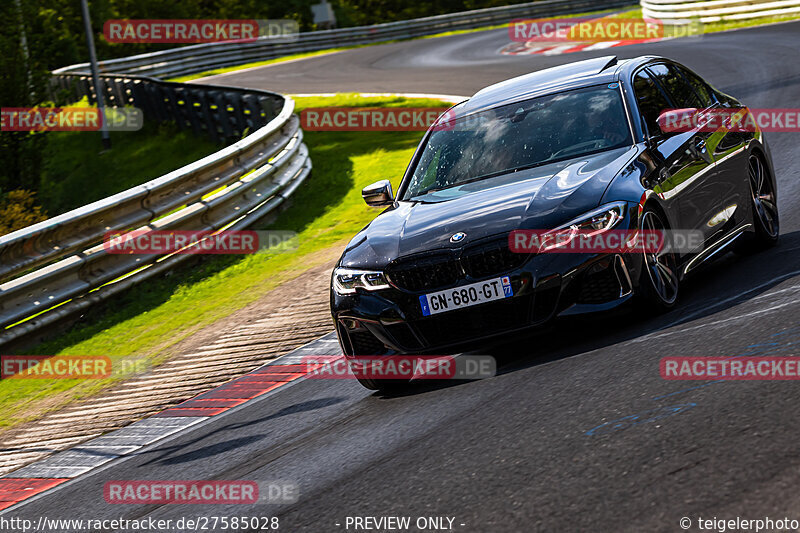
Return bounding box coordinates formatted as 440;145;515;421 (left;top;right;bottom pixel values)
8;20;800;532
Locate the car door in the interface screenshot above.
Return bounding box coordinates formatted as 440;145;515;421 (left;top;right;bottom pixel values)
645;63;726;245
632;67;711;253
676;64;752;234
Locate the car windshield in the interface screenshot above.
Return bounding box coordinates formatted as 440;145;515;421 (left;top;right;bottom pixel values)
402;84;632;201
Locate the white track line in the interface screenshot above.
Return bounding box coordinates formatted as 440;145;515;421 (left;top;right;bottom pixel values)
630;269;800;344
581;41;621;51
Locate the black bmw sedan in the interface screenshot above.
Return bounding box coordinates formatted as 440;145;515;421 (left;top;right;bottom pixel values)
330;55;779;389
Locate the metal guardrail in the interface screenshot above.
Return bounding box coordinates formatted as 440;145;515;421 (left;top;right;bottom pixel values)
0;74;311;347
52;73;282;144
53;0;634;79
641;0;800;23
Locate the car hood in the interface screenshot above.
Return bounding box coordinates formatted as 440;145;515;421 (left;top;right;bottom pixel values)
341;146;636;269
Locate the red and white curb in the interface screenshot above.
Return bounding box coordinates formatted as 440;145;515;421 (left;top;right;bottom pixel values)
500;38;665;56
0;332;343;512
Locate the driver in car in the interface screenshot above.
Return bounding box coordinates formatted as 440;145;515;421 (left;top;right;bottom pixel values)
582;102;628;146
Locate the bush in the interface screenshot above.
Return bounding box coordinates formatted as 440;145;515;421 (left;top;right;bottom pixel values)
0;189;48;236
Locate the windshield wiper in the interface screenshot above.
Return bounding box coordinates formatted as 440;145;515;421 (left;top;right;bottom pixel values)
413;169;518;198
424;161;558;195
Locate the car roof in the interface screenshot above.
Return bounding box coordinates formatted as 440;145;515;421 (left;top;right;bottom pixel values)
449;55;660;118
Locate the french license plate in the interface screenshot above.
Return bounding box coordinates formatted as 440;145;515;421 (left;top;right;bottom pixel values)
419;276;513;316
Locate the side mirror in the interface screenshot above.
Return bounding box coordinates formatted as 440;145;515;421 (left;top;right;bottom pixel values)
656;107;699;136
362;180;394;207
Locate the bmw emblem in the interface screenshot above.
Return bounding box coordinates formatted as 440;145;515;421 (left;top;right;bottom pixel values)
450;232;466;243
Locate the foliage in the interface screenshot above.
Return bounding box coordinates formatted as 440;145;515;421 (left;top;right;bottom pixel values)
0;1;52;193
0;189;48;235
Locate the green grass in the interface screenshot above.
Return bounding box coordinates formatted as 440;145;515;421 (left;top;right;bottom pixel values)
39;121;218;217
0;94;449;430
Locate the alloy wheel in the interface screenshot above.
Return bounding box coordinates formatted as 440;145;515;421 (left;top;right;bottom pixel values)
748;155;779;238
641;210;679;305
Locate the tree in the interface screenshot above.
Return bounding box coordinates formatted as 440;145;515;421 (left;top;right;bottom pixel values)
0;0;52;193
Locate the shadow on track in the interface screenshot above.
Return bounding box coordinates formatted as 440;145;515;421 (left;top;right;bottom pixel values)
378;230;800;397
138;397;347;466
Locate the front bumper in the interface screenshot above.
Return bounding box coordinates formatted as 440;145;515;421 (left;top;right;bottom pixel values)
331;250;642;356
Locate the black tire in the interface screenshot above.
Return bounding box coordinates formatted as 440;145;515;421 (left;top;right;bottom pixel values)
738;153;779;253
636;208;680;312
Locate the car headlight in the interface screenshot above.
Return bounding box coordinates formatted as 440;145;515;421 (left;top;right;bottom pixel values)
333;268;391;295
541;202;626;252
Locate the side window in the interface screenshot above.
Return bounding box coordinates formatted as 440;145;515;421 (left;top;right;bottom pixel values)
647;63;702;109
675;66;716;108
633;70;672;138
